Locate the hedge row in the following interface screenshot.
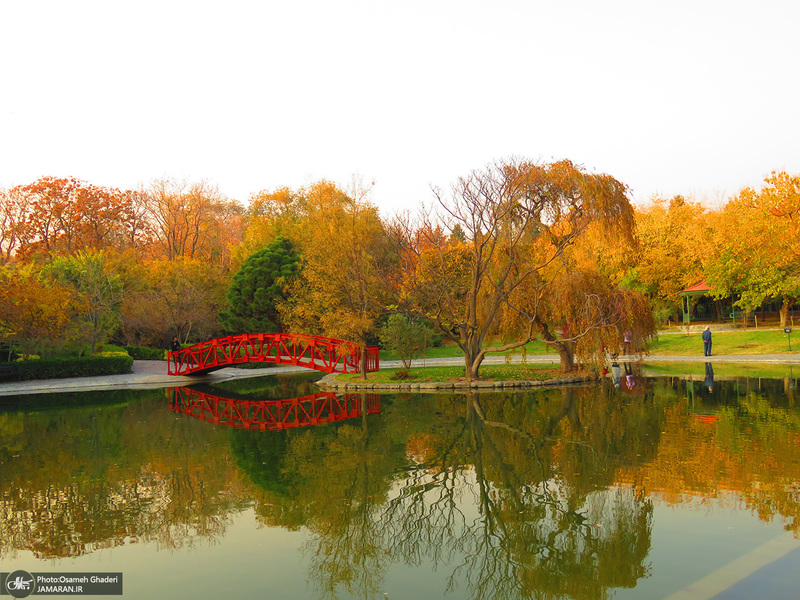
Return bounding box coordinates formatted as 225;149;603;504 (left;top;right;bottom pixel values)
1;354;134;381
124;346;168;360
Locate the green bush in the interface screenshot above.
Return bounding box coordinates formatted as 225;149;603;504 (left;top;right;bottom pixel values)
125;346;168;360
3;354;134;381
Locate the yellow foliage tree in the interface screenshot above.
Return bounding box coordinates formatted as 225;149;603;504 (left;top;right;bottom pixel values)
396;158;640;377
706;171;800;326
275;181;395;375
0;265;81;358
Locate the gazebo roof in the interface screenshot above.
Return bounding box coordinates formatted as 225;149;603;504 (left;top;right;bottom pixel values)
680;280;712;296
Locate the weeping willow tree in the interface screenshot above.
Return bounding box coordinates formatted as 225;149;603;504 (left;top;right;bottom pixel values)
514;266;655;372
396;158;648;378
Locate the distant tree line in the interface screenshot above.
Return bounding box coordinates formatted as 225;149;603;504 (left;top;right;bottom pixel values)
1;165;797;376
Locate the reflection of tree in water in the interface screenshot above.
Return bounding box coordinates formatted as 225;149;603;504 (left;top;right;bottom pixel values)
237;387;659;600
375;391;654;600
0;375;331;561
635;376;800;532
232;392;416;598
0;392;251;559
6;372;796;596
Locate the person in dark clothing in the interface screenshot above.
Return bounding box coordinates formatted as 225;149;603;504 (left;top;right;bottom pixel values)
702;327;712;356
170;337;180;352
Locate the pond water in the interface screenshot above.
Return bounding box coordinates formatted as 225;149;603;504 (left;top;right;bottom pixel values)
1;366;799;599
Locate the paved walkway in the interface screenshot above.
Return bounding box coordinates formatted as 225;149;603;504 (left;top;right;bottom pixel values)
0;353;798;397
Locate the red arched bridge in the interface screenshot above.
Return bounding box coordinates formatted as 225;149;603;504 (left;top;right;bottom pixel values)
168;387;381;431
168;333;379;376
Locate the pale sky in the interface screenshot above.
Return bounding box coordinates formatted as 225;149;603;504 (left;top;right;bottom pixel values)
2;0;799;215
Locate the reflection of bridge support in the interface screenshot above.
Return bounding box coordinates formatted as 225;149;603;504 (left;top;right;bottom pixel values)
168;387;381;430
168;333;379;376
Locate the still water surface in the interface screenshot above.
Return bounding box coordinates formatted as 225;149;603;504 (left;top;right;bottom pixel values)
1;367;799;599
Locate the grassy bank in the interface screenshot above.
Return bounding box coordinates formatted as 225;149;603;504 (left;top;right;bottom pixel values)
337;363;563;384
338;360;795;384
356;329;798;383
648;328;796;356
378;328;797;362
377;339;553;362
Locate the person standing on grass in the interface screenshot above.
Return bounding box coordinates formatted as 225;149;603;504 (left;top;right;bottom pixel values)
702;326;712;356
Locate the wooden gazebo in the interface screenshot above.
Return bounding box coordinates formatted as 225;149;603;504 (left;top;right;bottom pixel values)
679;280;712;327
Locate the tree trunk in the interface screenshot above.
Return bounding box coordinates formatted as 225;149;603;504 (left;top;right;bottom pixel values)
545;388;577;436
533;317;576;372
464;352;481;380
360;343;367;381
461;329;490;379
555;341;576;372
779;298;794;328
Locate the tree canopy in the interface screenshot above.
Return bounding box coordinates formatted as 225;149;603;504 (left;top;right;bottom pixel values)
395;158;645;376
706;172;800;326
276;181;395;347
2;165;799;365
219;236;299;334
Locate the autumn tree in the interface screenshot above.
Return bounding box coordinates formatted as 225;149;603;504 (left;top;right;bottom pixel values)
509;265;655;371
12;176;80;256
396;158;638;377
219;236;299;334
0;186;31;264
140;179;243;265
531;218;656;369
706;171;800;326
759;171;800;325
117;189;156;258
618;196;711;323
120;259;228;346
42;251;124;354
277;180;396;375
10;177;139;259
0;265;81;358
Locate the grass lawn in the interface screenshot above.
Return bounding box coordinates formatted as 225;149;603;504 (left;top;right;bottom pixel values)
133;330;794;387
648;328;797;356
344;332;799;382
336;361;795;384
337;363;563;383
378;339;557;362
378;328;797;363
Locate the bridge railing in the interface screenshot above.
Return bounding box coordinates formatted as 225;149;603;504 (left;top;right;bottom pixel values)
364;345;380;372
168;332;379;376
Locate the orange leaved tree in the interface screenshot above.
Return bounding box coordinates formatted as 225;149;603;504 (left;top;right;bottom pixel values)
395;158;640;377
706;171;800;326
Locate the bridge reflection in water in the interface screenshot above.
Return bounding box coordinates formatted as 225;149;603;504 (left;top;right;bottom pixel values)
167;387;381;431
